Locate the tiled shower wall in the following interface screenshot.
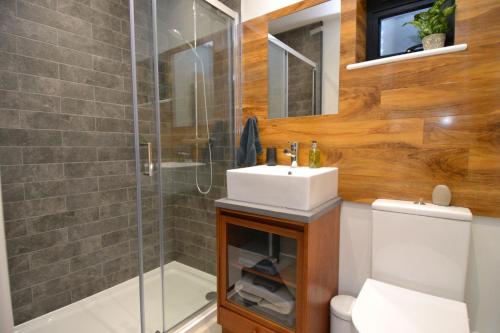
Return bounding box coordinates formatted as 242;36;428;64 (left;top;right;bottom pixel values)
157;25;235;275
0;0;160;324
169;141;233;275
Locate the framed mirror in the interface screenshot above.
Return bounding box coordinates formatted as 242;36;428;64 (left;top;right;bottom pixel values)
267;1;341;119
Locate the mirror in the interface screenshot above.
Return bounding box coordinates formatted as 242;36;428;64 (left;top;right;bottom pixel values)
267;1;341;119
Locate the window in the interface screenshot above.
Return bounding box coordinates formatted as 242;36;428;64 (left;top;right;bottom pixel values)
366;0;455;60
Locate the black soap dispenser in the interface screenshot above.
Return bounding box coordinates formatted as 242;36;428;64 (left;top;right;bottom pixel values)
266;147;277;166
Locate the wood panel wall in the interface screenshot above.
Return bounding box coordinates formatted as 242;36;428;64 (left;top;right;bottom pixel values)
241;0;500;217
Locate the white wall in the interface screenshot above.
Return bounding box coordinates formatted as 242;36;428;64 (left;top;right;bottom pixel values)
241;0;303;22
339;201;500;333
465;216;500;333
338;202;372;296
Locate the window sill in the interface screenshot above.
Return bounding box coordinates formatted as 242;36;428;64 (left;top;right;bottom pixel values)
346;44;468;70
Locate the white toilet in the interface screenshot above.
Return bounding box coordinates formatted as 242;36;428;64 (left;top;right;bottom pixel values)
331;199;472;333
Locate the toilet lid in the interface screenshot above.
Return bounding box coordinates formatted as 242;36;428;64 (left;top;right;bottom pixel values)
352;279;470;333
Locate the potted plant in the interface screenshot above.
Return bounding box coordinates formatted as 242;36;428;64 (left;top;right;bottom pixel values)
404;0;456;50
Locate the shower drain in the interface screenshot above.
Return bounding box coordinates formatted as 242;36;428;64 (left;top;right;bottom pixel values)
205;291;217;301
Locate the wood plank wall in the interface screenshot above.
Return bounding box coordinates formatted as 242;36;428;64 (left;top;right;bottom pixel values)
241;0;500;217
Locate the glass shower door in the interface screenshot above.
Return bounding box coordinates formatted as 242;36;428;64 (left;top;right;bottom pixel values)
157;1;237;330
130;0;238;332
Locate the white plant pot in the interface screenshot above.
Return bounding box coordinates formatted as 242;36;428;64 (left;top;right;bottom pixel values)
422;33;446;50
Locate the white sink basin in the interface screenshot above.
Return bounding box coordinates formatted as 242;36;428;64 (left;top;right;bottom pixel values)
227;165;338;211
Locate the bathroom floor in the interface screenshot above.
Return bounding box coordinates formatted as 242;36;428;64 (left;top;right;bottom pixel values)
13;262;216;333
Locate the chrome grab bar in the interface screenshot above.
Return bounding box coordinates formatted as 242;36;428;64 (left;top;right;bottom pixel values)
140;142;153;176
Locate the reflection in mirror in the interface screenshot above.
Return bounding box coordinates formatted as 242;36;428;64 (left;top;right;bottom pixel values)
268;1;341;119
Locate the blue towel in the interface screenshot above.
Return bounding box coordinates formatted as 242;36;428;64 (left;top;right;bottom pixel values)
237;117;262;167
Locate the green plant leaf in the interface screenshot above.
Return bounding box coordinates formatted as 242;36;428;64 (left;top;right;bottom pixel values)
403;0;455;37
442;5;456;17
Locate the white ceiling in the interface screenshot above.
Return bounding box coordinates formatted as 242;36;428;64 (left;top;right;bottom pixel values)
268;0;340;35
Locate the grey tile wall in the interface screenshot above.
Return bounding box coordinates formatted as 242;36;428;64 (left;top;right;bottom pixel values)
1;0;239;325
157;26;235;276
0;0;160;324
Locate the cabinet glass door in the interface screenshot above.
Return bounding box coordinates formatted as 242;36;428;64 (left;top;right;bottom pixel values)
225;222;298;330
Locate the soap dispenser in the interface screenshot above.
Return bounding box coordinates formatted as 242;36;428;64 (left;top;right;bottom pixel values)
309;141;321;168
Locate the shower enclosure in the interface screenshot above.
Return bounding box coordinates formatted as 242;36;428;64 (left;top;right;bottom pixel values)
0;0;239;332
134;0;239;331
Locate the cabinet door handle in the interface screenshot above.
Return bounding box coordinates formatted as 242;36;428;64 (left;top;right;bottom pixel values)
140;142;153;176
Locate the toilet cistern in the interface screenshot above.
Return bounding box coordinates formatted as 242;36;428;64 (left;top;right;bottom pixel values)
284;141;299;167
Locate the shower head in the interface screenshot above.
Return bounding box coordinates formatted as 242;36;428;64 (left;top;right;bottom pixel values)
167;28;204;68
167;28;196;50
168;28;183;39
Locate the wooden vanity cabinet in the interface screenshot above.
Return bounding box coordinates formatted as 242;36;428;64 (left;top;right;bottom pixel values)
216;199;341;333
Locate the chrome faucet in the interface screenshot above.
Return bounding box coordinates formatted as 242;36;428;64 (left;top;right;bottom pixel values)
284;141;299;168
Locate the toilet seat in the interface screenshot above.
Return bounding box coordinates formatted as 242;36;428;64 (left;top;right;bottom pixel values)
352;279;470;333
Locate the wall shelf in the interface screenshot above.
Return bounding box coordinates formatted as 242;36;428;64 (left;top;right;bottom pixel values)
346;44;468;70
